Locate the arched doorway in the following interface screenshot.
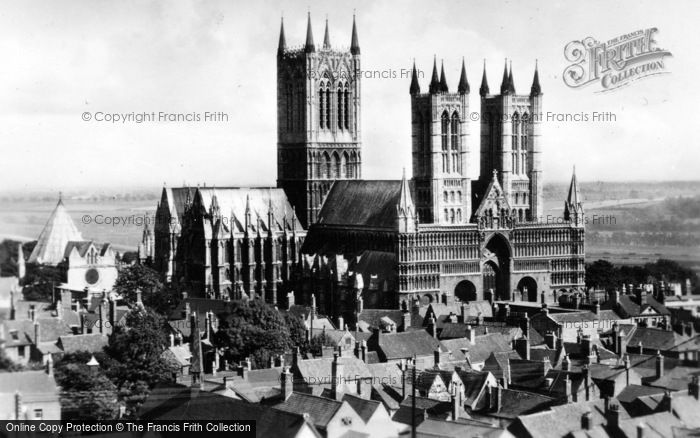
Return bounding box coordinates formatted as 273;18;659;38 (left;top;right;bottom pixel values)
455;280;477;302
482;234;511;300
517;277;538;302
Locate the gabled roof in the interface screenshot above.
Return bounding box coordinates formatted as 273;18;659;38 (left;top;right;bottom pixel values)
295;356;372;381
474;171;511;218
495;388;555;418
57;333;108;354
441;333;514;364
0;370;58;397
316;180;405;229
626;327;690;352
342;393;382;423
28;197;83;265
273;392;343;429
376;330;446;360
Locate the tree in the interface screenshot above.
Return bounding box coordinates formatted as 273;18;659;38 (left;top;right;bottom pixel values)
54;352;120;420
309;332;336;356
213;299;295;368
283;312;307;351
0;348;22;372
106;308;177;416
113;264;179;315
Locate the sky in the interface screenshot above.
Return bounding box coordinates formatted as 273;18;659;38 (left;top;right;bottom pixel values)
0;0;697;192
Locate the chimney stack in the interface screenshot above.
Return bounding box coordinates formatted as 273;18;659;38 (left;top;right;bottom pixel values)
434;349;441;368
606;403;620;429
360;340;367;363
281;366;293;401
46;354;54;377
331;352;344;401
688;376;699;399
33;321;40;345
637;424;645;438
656;350;664;379
451;381;462;421
581;411;592;431
402;311;411;331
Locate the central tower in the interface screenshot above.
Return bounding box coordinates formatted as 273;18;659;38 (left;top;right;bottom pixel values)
276;14;362;228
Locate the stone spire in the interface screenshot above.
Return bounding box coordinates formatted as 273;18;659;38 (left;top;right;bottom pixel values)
564;166;584;224
323;16;331;50
428;56;440;94
350;14;360;55
508;61;516;94
530;60;542;96
458;57;469;95
500;59;510;95
304;12;315;53
480;59;489;97
244;193;252;230
439;60;448;93
396;168;416;233
409;60;421;95
277;16;286;55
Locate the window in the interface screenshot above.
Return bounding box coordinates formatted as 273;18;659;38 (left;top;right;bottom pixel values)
34;409;43;420
450;191;455;203
344;87;350;129
443;191;448;203
18;346;25;358
323;152;331;179
457;209;462;223
10;330;18;341
319;86;326;129
521;113;529;174
444;209;449;222
441;112;449;173
450;209;455;224
451;113;460;173
331;152;340;179
340;153;348;178
337;85;344;129
512;112;520;174
344;152;352;178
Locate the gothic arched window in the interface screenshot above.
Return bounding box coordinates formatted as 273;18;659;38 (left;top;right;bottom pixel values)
417;113;424;175
456;209;462;223
344;84;350;129
450;209;455;224
521;113;529;174
319;86;326;129
512;112;520;174
451;112;460;173
331;152;340;179
323;152;331;179
341;152;349;178
441;111;449;173
443;191;448;203
337;85;343;129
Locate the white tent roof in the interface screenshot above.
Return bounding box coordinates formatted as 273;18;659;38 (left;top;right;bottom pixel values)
28;197;83;265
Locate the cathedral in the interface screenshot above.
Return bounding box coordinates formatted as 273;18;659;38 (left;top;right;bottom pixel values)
152;14;585;316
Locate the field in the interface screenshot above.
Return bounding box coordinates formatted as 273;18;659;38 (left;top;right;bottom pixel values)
1;181;698;273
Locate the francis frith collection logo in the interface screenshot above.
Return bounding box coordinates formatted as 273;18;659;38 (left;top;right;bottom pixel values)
563;27;672;92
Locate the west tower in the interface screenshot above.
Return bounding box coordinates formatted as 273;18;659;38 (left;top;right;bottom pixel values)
277;14;362;228
476;61;543;222
410;58;472;225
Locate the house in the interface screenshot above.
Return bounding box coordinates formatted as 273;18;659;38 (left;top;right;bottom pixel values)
272;391;366;438
293;348;373;399
441;332;515;370
508;398;631;438
0;361;61;420
367;329;447;368
139;382;322;438
341;393;404;438
601;288;671;329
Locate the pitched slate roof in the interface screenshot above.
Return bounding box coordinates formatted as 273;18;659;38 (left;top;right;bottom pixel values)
272;392;343;428
441;333;513;364
376;330;446;360
316;180;404;229
417;418;507;438
626;327;690;352
57;333;108;354
495;388;555;418
601;294;671;317
28;198;84;265
342;393;382;423
366;362;405;389
512;398;630;437
392;396;451;425
295;356;372;382
0;370;58;402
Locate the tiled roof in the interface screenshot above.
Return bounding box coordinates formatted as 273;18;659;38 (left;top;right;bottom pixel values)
455;370;491;406
273;392;342;428
57;333;108;354
626;327;690;352
513;398;630;437
342;393;381;422
366;362;404;389
377;330;445;360
357;309;405;330
0;370;58;397
417;419;506;438
441;333;513;364
316;180;404;229
392;396;450;425
496;388;555;418
296;356;372;382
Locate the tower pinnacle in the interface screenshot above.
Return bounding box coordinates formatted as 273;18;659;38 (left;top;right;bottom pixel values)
323;16;331;49
304;12;315;53
278;17;286;55
428;56;440;94
500;59;509;95
508;60;516;94
458;57;469;95
530;60;542;96
409;59;421;95
439;60;449;93
480;59;489;97
350;14;360;55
